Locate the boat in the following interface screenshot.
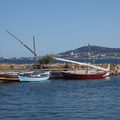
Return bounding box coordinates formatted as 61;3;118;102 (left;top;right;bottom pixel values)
0;71;51;82
0;71;33;82
0;72;19;81
55;57;110;79
62;70;109;79
5;30;51;82
18;71;51;82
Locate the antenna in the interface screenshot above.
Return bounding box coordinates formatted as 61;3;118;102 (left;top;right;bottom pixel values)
5;29;37;57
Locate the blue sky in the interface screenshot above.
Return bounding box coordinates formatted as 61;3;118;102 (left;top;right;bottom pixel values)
0;0;120;57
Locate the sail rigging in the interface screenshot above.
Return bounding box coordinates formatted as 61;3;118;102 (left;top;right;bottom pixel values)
55;57;110;72
5;30;37;57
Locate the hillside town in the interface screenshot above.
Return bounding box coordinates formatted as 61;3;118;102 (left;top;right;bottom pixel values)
57;45;120;59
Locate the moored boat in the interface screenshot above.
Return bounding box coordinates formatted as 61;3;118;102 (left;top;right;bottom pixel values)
0;77;19;81
62;70;109;79
55;57;110;80
0;72;19;81
0;71;51;82
18;71;51;82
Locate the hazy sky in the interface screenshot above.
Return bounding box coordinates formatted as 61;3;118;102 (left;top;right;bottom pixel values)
0;0;120;57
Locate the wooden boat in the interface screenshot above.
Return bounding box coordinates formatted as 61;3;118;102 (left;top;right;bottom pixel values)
18;71;51;82
5;31;52;82
0;71;32;81
0;71;51;82
0;72;19;81
62;70;109;79
0;77;19;81
55;57;110;79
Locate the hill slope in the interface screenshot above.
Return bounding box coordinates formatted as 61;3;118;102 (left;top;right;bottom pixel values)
57;45;120;59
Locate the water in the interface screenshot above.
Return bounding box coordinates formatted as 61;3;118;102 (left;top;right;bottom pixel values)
75;58;120;64
1;58;120;64
0;76;120;120
0;59;33;64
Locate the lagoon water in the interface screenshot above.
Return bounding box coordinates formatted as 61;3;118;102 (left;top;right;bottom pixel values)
1;58;120;64
0;76;120;120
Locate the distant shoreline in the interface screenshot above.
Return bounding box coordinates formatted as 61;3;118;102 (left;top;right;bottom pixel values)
1;58;120;64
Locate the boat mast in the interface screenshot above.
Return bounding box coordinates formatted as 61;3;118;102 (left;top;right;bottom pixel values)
5;30;37;66
33;36;38;69
33;36;37;61
86;44;90;74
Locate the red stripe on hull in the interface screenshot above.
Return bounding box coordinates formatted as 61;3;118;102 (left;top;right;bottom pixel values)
62;72;109;79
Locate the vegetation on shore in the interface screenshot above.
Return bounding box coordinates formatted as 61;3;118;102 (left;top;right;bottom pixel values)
38;54;54;64
0;52;120;76
0;64;32;72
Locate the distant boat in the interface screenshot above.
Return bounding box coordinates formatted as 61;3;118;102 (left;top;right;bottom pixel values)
18;71;51;82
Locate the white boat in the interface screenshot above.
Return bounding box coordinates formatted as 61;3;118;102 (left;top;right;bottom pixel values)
18;71;51;82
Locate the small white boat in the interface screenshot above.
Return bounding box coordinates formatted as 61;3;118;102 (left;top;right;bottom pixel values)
18;71;51;82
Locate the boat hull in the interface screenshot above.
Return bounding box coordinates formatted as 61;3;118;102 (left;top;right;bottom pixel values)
0;77;19;81
62;71;109;79
18;75;50;82
18;71;51;82
0;73;19;81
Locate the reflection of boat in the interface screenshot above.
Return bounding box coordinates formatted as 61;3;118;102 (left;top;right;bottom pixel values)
18;71;51;82
55;57;110;79
62;70;109;79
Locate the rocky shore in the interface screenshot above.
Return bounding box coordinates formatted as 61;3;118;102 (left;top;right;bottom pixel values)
0;63;120;76
34;63;120;76
42;63;120;76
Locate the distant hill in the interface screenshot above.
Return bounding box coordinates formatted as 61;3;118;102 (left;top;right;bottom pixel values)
57;45;120;59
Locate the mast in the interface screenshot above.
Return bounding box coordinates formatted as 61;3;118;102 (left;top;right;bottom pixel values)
33;36;37;69
5;30;37;57
5;30;38;69
33;36;37;60
86;44;89;74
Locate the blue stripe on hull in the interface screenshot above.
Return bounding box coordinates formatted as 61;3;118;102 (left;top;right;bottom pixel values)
18;71;51;82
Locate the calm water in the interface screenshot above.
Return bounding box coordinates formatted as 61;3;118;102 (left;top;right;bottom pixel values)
0;76;120;120
1;58;120;64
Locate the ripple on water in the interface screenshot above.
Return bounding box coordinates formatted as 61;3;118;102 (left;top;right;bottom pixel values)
0;76;120;120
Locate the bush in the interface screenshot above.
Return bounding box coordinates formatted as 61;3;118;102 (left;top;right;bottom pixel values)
10;64;15;69
38;54;54;64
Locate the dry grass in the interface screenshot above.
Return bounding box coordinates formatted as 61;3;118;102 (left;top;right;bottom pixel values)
0;64;32;72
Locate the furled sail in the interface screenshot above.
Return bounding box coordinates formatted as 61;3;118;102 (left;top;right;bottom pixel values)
55;57;110;72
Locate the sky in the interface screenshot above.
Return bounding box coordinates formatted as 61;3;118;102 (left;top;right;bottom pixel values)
0;0;120;57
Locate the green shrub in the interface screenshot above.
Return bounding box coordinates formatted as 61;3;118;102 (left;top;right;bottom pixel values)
38;54;54;64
